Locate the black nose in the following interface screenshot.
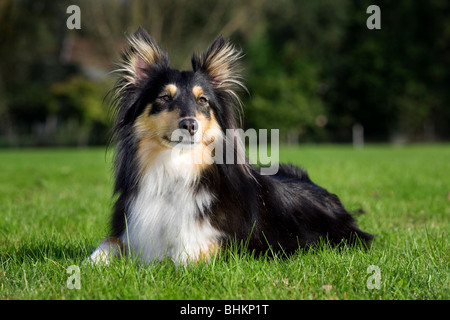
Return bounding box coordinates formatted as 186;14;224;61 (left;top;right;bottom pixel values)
178;118;198;136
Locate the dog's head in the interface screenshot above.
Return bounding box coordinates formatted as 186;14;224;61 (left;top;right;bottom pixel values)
112;28;245;158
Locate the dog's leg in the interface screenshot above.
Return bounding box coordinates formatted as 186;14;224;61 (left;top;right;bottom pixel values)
84;237;123;266
196;242;221;263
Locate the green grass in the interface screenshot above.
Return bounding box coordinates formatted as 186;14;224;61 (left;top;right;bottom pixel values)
0;145;449;300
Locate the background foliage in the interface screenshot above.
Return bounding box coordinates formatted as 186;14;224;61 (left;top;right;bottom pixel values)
0;0;449;146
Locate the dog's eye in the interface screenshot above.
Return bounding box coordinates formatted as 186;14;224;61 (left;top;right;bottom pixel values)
197;96;208;104
159;95;172;102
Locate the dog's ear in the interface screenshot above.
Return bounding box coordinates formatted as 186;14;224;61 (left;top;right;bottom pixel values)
191;36;245;94
118;27;169;87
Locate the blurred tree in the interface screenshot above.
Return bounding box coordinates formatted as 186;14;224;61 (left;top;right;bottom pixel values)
80;0;263;68
48;76;111;145
242;0;350;142
0;0;81;145
0;0;449;146
327;0;450;142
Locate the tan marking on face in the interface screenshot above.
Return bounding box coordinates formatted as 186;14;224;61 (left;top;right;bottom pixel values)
134;104;179;141
186;109;222;175
162;83;177;97
134;104;180;173
134;103;222;177
192;85;204;99
196;110;221;145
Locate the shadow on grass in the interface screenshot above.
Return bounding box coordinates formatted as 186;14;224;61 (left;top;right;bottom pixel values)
1;236;92;265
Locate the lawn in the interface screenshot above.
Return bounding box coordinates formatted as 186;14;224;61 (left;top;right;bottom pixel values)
0;145;448;300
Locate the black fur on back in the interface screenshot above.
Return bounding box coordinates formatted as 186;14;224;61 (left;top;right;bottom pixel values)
198;162;373;255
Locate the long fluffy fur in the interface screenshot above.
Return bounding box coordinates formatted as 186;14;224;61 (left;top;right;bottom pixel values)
86;28;373;266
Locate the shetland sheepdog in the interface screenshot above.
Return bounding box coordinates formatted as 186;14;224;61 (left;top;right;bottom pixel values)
87;27;373;265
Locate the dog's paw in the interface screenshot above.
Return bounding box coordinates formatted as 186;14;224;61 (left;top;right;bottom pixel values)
82;237;123;266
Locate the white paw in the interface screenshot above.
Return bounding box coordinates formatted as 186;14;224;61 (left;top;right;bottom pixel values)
82;237;123;266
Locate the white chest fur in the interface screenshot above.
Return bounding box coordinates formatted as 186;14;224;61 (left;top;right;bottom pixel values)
121;150;221;265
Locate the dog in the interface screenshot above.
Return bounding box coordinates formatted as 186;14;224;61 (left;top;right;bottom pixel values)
87;27;373;265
